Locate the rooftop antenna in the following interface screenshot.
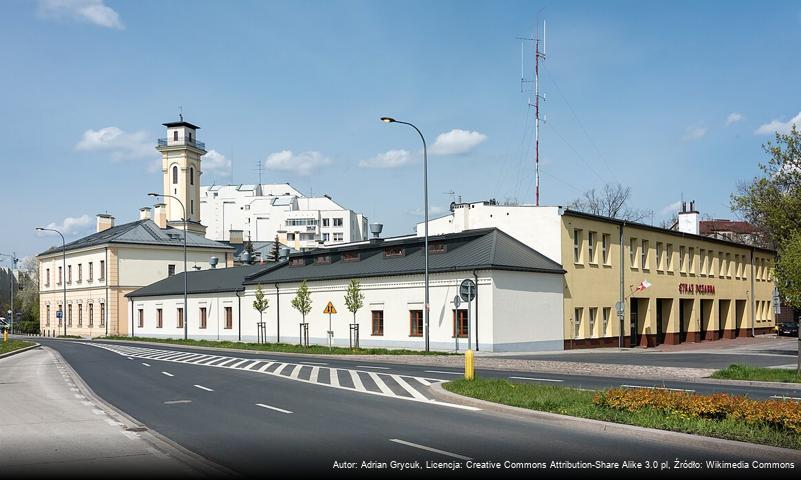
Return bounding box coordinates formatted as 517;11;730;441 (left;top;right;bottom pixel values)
518;17;546;206
443;190;456;204
178;106;183;122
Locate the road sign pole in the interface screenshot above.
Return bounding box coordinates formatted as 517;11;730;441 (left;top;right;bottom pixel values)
467;285;472;351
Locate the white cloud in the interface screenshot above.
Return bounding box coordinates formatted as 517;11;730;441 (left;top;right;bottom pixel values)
264;150;332;176
76;126;154;160
725;112;744;126
660;200;682;215
203;149;231;176
754;111;801;135
37;214;91;237
38;0;124;29
359;149;415;169
682;126;707;141
430;129;487;155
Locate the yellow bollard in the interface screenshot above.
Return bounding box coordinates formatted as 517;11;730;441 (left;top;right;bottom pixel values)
464;349;475;381
3;328;7;343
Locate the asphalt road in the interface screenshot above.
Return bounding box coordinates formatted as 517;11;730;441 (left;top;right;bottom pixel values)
34;339;801;477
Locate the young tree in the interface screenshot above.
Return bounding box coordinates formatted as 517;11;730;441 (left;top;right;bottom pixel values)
291;280;312;323
252;284;269;341
344;279;364;325
776;231;801;308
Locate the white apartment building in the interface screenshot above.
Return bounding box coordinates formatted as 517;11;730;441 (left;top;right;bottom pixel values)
200;184;368;251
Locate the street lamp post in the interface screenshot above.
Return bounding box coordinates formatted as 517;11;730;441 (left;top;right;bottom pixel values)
149;193;188;340
380;117;430;352
35;228;67;337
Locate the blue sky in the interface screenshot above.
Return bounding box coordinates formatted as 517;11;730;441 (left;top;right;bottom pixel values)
2;0;801;261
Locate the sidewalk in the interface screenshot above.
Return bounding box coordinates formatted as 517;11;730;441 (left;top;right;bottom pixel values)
0;346;221;477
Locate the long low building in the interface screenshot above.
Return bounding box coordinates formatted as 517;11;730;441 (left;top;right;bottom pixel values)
127;228;566;352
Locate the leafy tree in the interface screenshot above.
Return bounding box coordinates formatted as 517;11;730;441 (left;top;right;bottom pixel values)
344;279;364;325
252;283;269;328
18;256;39;324
291;280;312;323
776;232;801;308
570;183;652;222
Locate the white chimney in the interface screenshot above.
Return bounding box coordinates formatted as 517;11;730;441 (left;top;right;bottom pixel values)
677;200;700;235
139;207;152;221
154;203;167;229
96;214;115;233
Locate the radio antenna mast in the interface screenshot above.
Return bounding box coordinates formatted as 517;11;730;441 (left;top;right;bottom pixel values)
518;19;546;206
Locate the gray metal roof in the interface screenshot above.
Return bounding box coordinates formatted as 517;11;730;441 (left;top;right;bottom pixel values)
127;264;265;298
38;219;233;257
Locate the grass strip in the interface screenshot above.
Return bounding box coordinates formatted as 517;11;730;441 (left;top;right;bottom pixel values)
444;377;801;450
99;335;456;356
0;339;35;355
711;364;801;383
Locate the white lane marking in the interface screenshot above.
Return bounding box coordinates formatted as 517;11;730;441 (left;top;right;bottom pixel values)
310;366;320;384
425;370;461;375
289;364;304;380
167;353;198;362
350;370;367;392
391;375;429;401
127;357;134;360
228;359;250;369
389;439;472;460
194;385;214;392
620;384;694;392
356;365;390;370
256;403;293;414
245;361;262;370
509;376;564;383
368;372;394;395
164;400;192;405
177;354;208;363
195;356;226;365
141;363;151;367
258;362;275;372
273;363;289;376
416;378;432;387
329;368;340;388
299;361;327;365
161;371;174;377
215;358;238;367
770;395;801;401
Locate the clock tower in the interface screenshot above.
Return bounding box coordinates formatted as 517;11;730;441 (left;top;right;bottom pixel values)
156;117;206;235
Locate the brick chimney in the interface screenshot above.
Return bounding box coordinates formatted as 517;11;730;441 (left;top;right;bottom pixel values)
139;207;152;221
153;203;167;229
96;214;115;233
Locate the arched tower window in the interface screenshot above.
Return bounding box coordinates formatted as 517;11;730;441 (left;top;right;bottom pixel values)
190;167;194;185
172;165;178;184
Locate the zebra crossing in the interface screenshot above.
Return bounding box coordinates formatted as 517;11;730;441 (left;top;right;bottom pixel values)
85;343;468;408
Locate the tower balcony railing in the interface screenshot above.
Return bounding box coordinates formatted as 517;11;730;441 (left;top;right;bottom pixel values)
157;138;206;150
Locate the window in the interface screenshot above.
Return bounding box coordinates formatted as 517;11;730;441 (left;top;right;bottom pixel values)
688;247;695;274
88;304;93;327
602;234;610;265
46;305;50;327
588;307;597;338
679;246;686;273
138;309;144;328
333;218;343;227
371;310;384;336
100;303;105;327
285;218;319;226
88;262;93;282
322;233;330;242
656;242;663;271
322;218;330;227
429;243;447;254
287;233;295;241
78;264;82;282
188;131;192;142
77;304;82;328
384;247;405;257
172;165;178;184
45;268;50;287
99;260;105;280
190;167;194;185
200;307;207;329
630;238;638;268
719;252;725;278
588;231;596;264
666;244;674;271
168;264;176;276
343;252;360;262
177;308;184;328
641;240;649;270
224;307;233;329
409;310;423;337
173;130;178;141
573;307;582;339
157;308;163;328
333;232;343;242
68;305;72;327
67;265;72;284
191;200;194;215
602;307;611;337
289;257;305;267
58;266;62;285
453;309;468;338
573;228;582;264
58;304;63;327
316;255;331;265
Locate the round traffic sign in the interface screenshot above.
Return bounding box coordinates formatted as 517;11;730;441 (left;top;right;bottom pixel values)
453;295;461;308
459;279;476;302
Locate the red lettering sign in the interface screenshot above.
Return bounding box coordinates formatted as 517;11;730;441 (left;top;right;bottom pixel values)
678;283;715;295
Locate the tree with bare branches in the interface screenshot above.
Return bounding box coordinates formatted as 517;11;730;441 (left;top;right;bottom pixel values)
569;183;652;222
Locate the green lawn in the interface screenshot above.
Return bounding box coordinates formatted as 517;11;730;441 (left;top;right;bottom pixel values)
99;335;456;356
444;377;801;450
711;364;801;383
0;339;35;355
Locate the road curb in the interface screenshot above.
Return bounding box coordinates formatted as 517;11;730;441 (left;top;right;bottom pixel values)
0;342;40;359
429;382;801;459
44;346;240;478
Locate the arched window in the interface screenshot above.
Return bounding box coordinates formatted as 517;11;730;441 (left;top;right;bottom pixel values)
172;165;178;184
190;167;194;185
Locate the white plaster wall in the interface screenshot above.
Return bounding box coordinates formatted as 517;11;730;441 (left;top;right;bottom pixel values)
492;270;564;351
117;246;227;285
38;248;108;293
